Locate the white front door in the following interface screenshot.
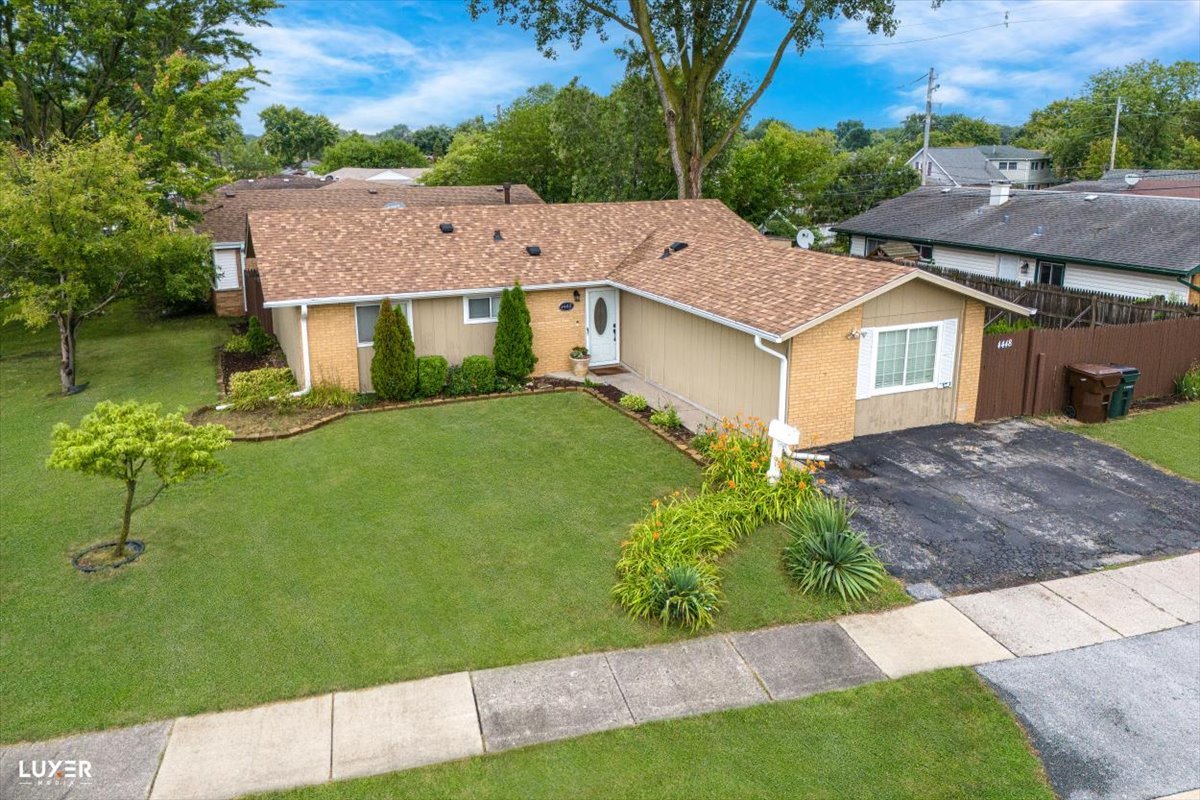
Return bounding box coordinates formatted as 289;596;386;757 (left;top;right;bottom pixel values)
586;288;619;366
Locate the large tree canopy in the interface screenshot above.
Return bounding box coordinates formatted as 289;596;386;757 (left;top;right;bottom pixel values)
470;0;905;198
258;104;340;166
1015;60;1200;179
317;132;426;172
1;0;274;149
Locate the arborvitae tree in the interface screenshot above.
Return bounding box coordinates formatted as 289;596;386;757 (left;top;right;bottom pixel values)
246;316;273;356
493;281;537;382
371;300;416;400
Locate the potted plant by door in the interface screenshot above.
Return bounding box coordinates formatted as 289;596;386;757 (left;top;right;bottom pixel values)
570;346;590;378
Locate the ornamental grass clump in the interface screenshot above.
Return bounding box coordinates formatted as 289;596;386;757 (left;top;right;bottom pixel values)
613;415;821;630
783;494;886;602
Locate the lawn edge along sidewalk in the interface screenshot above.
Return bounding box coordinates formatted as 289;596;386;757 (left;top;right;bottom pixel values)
2;553;1196;800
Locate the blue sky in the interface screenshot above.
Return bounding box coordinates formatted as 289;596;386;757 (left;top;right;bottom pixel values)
237;0;1200;135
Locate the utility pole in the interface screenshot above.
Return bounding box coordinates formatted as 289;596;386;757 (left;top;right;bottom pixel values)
921;67;936;185
1109;96;1123;171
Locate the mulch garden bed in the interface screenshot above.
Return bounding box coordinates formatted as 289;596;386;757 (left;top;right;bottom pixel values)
217;349;286;393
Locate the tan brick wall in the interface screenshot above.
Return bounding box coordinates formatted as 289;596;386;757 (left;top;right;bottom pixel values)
527;289;585;375
955;299;985;423
306;304;359;390
213;290;243;317
785;307;862;448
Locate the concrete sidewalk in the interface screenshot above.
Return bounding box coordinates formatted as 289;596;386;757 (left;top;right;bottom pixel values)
3;553;1196;800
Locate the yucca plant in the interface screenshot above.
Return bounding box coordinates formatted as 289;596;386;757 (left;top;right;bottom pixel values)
651;563;720;631
784;526;886;602
790;494;853;536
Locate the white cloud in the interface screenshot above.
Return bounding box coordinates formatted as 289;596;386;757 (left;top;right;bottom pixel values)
825;0;1200;124
236;16;615;133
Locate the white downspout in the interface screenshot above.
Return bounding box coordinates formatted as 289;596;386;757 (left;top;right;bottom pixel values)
290;303;312;397
753;335;788;423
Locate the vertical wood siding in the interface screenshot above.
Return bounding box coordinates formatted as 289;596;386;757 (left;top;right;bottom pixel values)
854;281;967;436
618;292;780;423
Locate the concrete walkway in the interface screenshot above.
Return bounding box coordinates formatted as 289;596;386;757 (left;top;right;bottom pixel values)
548;367;719;432
3;553;1196;800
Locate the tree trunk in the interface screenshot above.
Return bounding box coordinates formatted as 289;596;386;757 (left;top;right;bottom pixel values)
117;479;136;558
56;314;77;394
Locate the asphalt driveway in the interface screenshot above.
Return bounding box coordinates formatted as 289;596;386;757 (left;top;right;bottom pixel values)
978;624;1200;800
823;419;1200;594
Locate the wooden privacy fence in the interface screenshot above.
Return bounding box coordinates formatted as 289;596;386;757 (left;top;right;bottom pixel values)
917;265;1198;329
243;267;273;334
975;317;1200;421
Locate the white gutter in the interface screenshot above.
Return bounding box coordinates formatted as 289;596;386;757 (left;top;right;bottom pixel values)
753;336;788;423
262;282;610;309
290;303;312;397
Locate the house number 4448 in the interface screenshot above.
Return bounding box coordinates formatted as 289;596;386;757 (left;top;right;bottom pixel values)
996;338;1014;350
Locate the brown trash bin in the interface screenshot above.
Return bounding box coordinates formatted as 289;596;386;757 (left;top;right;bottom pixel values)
1065;363;1123;423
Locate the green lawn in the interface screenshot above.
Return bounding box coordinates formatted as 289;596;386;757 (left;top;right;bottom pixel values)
0;305;905;743
1062;402;1200;481
259;668;1053;800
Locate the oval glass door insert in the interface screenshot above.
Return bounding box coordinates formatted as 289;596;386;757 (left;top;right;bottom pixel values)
593;297;608;335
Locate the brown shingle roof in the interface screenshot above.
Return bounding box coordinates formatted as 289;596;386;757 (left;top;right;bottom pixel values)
193;183;543;242
246;199;938;338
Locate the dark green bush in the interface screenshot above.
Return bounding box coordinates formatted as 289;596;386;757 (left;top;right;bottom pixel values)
1175;361;1200;401
417;355;449;397
229;368;297;411
245;316;275;355
448;355;495;396
493;281;537;382
371;300;417;400
783;497;886;603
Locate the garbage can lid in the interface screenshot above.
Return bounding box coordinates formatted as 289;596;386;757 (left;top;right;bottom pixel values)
1067;363;1124;378
1108;363;1141;375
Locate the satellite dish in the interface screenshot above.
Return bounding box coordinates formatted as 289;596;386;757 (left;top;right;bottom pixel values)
1124;173;1141;186
795;229;815;249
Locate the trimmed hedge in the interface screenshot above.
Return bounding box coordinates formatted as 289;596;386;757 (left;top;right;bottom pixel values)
417;355;449;398
448;355;496;396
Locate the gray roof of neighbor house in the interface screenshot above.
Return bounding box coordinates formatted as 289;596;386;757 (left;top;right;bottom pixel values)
245;200;1031;340
1050;172;1200;198
833;187;1200;276
1101;168;1200;182
915;146;1048;186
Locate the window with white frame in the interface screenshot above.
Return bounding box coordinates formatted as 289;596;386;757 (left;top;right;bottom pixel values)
356;301;410;346
856;318;958;400
463;294;501;323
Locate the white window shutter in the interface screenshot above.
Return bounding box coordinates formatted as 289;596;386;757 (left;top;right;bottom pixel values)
855;329;877;400
935;318;958;387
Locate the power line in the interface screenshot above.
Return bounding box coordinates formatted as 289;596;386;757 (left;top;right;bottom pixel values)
820;15;1074;48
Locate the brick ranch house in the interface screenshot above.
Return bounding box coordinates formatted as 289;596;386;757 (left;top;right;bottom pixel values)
193;180;544;316
243;200;1030;448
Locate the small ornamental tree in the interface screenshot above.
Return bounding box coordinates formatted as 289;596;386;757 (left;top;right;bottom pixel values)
245;316;274;356
371;300;417;400
493;281;537;382
47;401;232;558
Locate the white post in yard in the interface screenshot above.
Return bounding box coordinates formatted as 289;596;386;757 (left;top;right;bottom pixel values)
766;419;801;484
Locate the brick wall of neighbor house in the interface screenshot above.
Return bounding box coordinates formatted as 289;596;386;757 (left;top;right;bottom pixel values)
956;299;985;423
785;308;862;448
213;289;244;317
526;288;585;374
306;304;359;390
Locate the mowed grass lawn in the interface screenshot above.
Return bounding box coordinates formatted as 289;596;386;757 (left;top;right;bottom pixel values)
260;669;1053;800
1;305;905;743
1062;402;1200;481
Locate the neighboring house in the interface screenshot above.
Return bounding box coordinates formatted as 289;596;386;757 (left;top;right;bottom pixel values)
243;199;1030;448
1051;169;1200;199
325;167;431;183
834;185;1200;304
217;175;332;190
193;182;543;316
908;146;1056;189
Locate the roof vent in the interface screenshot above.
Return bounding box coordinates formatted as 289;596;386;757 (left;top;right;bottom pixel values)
940;187;953;193
439;222;454;234
669;241;688;252
493;229;503;241
384;201;405;209
1002;213;1010;224
660;247;672;259
526;245;541;256
1084;194;1098;201
367;187;379;194
224;190;236;198
1034;224;1045;236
